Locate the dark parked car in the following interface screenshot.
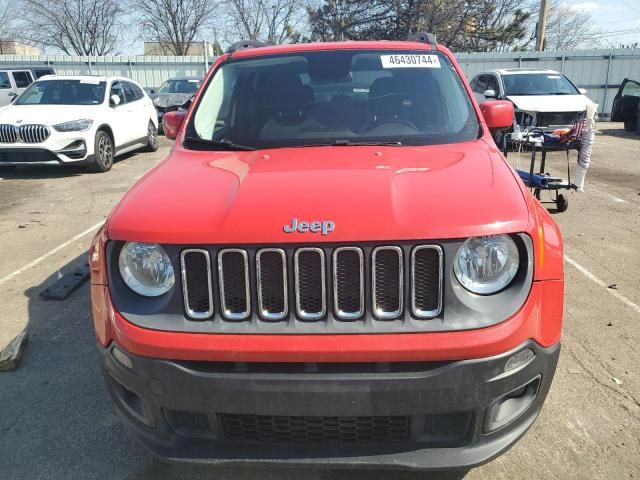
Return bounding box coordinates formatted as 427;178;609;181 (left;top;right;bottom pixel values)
149;77;202;130
611;78;640;133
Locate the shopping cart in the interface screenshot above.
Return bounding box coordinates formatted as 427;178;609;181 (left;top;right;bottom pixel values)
503;115;585;212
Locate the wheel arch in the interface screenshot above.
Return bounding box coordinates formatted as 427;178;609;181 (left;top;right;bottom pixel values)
96;124;115;146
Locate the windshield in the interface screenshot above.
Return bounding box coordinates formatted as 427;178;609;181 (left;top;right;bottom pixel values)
16;80;106;105
189;50;479;149
158;79;201;94
503;73;579;96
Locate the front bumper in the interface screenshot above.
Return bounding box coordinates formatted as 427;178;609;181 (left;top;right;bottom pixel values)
0;132;93;165
100;340;560;470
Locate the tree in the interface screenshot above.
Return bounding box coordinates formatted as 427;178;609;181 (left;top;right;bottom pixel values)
307;0;388;42
133;0;219;55
0;0;17;52
223;0;306;44
459;0;532;52
306;0;531;52
19;0;124;55
531;0;602;50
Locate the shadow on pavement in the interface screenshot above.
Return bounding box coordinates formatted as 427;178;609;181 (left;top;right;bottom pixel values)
597;127;639;140
0;253;469;480
0;152;139;180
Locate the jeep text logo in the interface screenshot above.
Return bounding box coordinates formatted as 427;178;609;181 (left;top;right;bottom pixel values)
283;218;335;235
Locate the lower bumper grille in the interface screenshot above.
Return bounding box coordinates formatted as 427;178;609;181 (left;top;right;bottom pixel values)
0;149;58;163
219;413;411;444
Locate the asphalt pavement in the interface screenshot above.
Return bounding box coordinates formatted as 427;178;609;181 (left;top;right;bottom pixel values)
0;126;639;479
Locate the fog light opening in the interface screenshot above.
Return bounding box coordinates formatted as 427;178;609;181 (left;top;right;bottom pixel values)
112;347;133;369
504;348;535;373
484;376;541;433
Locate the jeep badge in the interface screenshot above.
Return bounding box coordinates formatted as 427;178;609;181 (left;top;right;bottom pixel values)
283;218;335;235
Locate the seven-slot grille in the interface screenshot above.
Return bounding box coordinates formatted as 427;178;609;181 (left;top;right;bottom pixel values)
0;124;50;143
180;245;443;323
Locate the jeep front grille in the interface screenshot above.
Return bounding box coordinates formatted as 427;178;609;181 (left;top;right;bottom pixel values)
218;249;250;320
412;246;443;318
0;124;50;143
333;247;364;319
256;249;288;320
179;244;443;327
295;248;326;320
372;246;403;319
180;249;213;319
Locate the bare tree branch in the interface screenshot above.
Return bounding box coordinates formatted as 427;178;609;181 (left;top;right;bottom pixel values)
132;0;220;55
222;0;305;45
18;0;125;55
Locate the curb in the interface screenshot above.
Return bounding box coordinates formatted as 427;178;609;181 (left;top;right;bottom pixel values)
0;328;29;372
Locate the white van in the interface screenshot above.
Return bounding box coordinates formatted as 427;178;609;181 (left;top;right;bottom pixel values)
0;67;56;107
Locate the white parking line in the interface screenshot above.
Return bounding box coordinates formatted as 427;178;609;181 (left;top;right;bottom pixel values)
589;186;627;204
564;255;640;315
0;221;103;287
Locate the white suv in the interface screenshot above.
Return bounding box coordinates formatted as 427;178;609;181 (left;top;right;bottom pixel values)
0;75;158;172
469;68;595;133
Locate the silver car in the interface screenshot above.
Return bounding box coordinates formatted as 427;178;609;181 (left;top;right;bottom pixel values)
149;77;202;131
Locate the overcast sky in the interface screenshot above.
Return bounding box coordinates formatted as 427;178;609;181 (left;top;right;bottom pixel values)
572;0;640;46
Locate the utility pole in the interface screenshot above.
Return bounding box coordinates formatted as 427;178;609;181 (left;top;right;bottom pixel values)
535;0;549;51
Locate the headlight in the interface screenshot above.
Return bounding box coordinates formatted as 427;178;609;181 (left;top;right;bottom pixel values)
454;235;520;295
53;119;94;132
118;242;175;297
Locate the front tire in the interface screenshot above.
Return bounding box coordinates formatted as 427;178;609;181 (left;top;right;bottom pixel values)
90;130;114;173
624;119;637;132
145;121;159;152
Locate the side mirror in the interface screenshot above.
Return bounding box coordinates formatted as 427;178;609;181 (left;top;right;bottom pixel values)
163;110;186;140
483;89;497;99
8;92;18;103
480;100;514;130
110;95;121;107
578;88;587;94
149;89;156;95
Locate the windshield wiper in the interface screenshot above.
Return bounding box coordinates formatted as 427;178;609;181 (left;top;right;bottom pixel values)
302;140;402;147
184;136;256;151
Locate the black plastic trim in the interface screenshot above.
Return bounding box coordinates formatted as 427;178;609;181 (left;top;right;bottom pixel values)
100;340;560;469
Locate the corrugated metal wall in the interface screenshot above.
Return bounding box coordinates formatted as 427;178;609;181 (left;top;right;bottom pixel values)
2;48;640;117
0;54;214;91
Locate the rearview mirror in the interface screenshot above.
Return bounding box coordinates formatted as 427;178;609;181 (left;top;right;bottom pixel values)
163;110;186;140
110;95;121;107
579;88;587;94
483;89;497;99
480;100;514;130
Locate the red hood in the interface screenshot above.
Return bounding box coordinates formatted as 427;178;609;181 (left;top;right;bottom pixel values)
107;140;529;244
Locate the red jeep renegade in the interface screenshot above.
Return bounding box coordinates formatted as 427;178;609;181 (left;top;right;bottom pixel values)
89;34;564;470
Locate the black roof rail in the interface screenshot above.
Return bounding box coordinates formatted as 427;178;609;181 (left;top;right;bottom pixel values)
407;32;437;47
227;40;269;54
